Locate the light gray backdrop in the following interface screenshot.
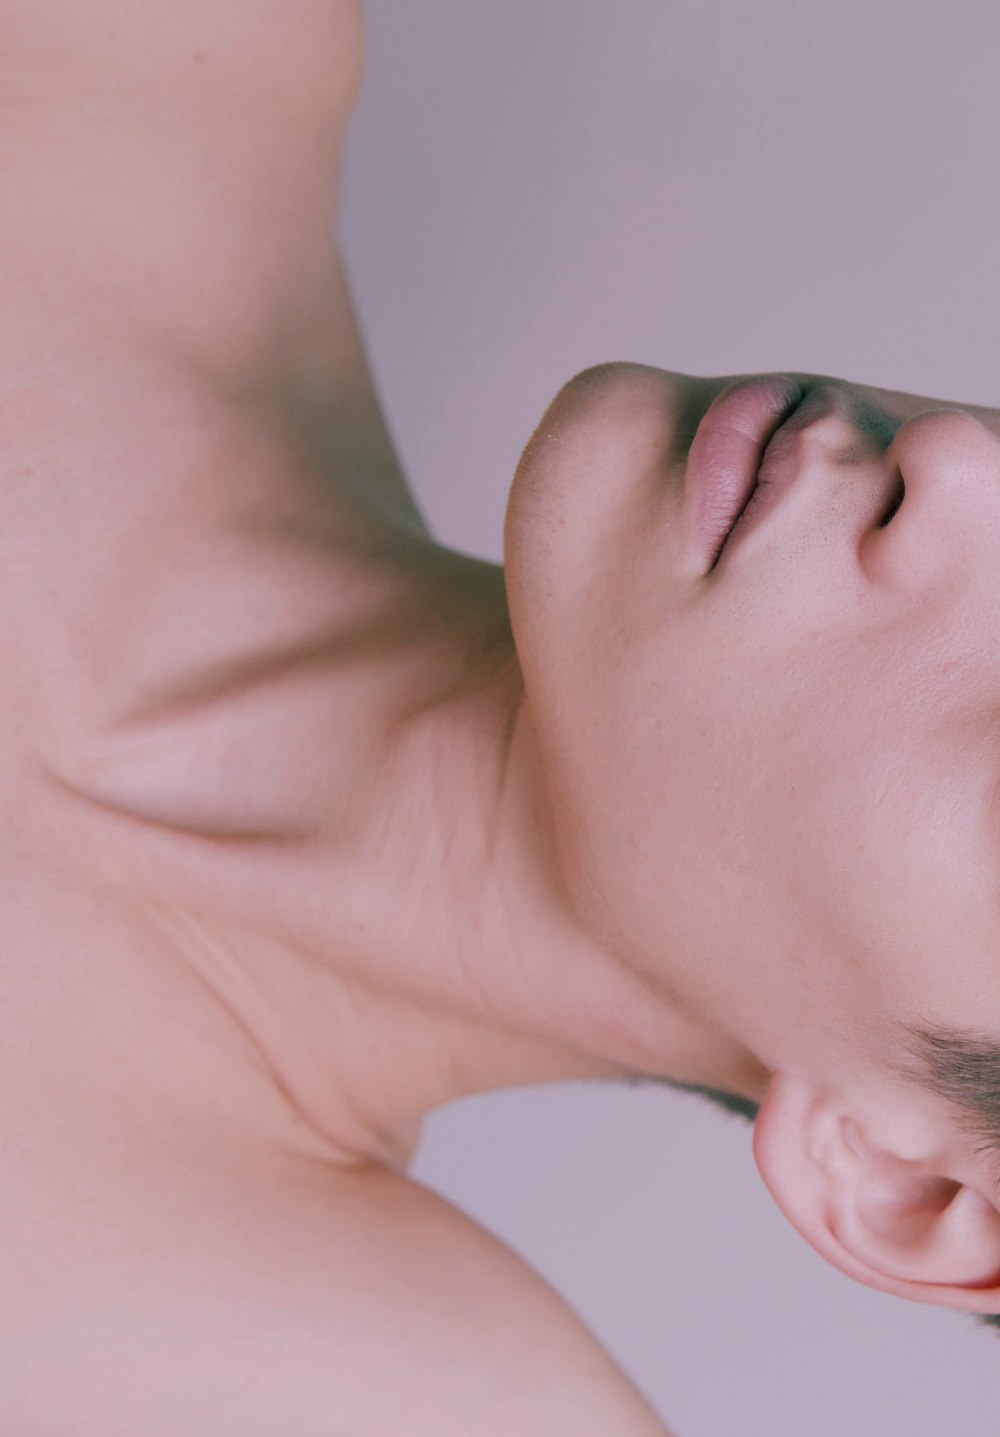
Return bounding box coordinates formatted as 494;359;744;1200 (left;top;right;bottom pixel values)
340;3;1000;1431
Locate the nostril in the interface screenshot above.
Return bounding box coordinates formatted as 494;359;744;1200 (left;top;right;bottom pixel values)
879;471;905;526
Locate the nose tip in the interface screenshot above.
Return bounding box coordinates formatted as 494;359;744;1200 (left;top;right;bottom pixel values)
892;404;987;447
861;403;1000;580
886;405;1000;486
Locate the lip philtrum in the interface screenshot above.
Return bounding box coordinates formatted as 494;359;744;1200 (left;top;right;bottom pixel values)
685;376;804;572
716;384;855;560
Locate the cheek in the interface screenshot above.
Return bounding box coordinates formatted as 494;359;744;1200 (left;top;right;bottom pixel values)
551;625;843;966
541;648;772;967
543;573;908;975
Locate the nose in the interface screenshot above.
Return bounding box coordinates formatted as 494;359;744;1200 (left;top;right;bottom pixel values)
888;405;994;473
863;406;1000;582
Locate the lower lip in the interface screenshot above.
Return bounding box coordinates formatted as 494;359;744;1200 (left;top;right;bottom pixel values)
684;376;804;571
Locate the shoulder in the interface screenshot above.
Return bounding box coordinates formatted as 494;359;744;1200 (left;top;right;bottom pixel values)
0;0;363;382
4;1144;673;1436
0;2;381;771
290;1162;674;1436
5;0;365;120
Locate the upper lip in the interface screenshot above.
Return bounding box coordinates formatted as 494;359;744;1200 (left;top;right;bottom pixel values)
725;398;806;537
686;376;807;571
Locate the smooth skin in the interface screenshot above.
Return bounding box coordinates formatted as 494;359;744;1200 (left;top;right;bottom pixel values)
4;2;1000;1432
0;5;674;1433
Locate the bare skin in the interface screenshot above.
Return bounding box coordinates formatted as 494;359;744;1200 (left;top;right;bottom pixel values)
0;4;677;1433
8;2;1000;1431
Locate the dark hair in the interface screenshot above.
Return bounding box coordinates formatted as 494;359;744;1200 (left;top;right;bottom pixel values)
622;1070;760;1123
665;1079;761;1123
629;1058;1000;1335
888;1022;1000;1336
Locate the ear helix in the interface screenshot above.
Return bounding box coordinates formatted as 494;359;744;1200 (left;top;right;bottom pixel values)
835;1116;1000;1291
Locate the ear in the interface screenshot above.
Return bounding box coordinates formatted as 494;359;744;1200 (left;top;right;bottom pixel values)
752;1071;1000;1312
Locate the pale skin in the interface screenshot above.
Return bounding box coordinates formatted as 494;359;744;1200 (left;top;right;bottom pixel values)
5;1;1000;1431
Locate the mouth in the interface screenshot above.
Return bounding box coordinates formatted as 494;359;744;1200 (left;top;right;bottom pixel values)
684;377;807;573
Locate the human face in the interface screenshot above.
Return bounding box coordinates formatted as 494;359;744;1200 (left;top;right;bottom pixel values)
504;363;1000;1092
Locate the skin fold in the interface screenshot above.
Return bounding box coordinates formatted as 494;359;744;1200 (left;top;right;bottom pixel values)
3;1;1000;1431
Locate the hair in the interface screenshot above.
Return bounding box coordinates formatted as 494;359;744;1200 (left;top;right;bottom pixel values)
662;1078;761;1123
888;1021;1000;1335
622;1071;760;1123
631;1048;1000;1336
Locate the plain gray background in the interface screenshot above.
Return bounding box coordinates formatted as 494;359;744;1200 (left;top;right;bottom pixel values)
340;3;1000;1431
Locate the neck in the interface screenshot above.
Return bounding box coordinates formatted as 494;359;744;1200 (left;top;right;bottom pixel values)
51;238;767;1171
144;521;764;1170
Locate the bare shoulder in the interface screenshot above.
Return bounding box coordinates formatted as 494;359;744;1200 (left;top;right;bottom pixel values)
6;0;364;125
0;0;363;377
285;1161;676;1437
3;1146;674;1436
0;0;396;770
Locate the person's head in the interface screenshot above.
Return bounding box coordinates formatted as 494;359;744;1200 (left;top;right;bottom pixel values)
503;363;1000;1322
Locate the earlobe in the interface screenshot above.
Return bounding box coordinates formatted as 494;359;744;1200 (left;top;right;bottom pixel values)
752;1071;1000;1312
